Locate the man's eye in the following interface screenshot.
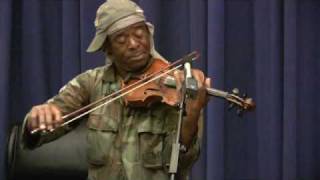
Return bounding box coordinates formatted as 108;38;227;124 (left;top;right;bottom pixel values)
115;35;126;44
135;28;145;37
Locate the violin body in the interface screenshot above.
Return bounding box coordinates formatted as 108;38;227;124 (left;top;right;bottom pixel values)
123;59;181;107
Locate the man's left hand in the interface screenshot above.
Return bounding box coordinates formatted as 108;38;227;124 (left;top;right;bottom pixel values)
173;69;211;147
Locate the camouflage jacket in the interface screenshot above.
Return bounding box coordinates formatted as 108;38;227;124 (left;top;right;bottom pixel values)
21;63;202;180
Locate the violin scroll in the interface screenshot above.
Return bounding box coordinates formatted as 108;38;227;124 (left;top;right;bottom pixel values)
225;88;255;116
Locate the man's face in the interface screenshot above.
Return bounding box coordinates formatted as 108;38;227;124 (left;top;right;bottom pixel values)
106;22;151;73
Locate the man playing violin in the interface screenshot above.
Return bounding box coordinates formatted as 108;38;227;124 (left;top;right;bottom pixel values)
21;0;211;180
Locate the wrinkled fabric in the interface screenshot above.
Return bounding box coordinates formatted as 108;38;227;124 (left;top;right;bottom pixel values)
21;62;202;180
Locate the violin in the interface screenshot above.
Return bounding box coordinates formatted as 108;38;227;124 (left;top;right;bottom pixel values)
31;51;255;134
122;58;254;111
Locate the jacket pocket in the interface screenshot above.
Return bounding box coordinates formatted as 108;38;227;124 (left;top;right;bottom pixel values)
86;114;118;166
138;123;166;169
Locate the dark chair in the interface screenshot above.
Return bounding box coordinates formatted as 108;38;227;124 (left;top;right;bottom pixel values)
7;120;88;180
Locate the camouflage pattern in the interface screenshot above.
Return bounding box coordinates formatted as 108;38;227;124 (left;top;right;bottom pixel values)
21;63;202;180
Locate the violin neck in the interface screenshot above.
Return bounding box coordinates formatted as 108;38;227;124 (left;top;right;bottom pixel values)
206;87;229;99
163;76;229;99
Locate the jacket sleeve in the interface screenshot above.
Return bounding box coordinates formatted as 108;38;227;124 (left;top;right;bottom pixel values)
20;69;96;149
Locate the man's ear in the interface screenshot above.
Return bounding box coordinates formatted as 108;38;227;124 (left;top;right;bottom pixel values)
107;49;113;56
105;49;114;63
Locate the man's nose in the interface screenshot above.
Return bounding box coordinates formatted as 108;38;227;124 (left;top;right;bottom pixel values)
128;36;139;49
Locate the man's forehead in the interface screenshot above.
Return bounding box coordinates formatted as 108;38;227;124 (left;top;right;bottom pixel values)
110;21;147;36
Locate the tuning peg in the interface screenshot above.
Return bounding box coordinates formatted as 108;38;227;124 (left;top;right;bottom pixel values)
228;103;235;110
244;97;256;110
232;88;239;95
242;93;247;98
236;109;243;116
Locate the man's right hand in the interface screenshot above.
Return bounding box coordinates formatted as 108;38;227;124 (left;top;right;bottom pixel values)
27;104;63;133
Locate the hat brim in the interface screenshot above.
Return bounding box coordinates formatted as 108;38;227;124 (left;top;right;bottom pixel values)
86;31;108;53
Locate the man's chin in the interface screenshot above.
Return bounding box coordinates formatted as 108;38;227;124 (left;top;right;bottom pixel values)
127;59;150;73
128;64;147;73
128;55;151;72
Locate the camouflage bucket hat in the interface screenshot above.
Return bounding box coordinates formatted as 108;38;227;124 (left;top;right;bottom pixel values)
87;0;146;53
